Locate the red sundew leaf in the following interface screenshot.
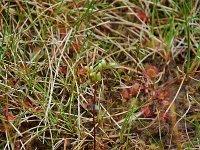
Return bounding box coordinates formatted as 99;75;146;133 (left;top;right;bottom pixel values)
141;106;151;117
156;89;170;100
18;63;31;76
141;38;149;47
130;82;143;96
24;100;31;108
59;66;67;74
144;65;159;79
121;88;131;101
7;114;16;122
78;67;88;76
71;42;82;53
153;113;169;124
160;113;168;123
134;8;148;22
4;106;16;122
161;99;170;109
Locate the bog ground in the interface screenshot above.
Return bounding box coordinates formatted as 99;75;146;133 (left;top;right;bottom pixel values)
0;0;199;150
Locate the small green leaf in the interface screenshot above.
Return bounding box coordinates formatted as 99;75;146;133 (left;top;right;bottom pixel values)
96;72;101;81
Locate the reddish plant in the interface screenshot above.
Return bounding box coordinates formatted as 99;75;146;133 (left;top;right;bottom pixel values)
4;106;16;122
24;100;31;108
122;81;143;101
134;8;148;23
68;42;82;58
156;89;170;100
77;67;88;84
121;88;131;101
160;113;168;123
144;65;159;79
78;67;88;76
130;82;143;96
161;99;170;109
141;106;152;118
18;63;31;76
59;66;67;74
152;113;169;124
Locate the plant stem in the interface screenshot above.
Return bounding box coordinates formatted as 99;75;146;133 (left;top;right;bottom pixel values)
186;19;191;74
93;83;97;150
